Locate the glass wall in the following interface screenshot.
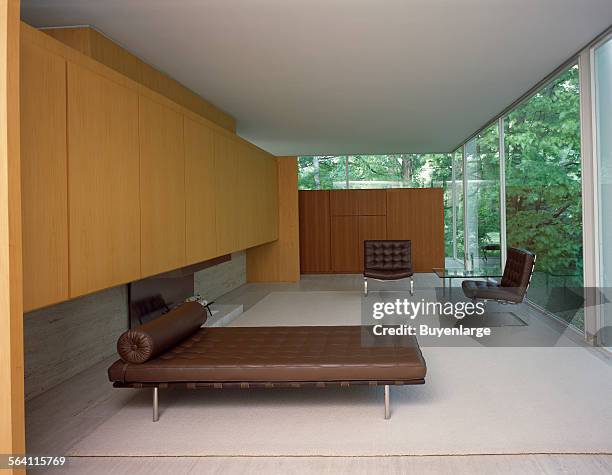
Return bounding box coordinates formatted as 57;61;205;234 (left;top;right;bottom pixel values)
452;147;464;262
296;156;347;189
463;123;501;270
594;36;612;347
504;64;583;329
297;63;585;332
298;154;452;190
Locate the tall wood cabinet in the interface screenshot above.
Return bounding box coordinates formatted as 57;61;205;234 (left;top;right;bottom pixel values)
20;24;279;311
214;132;240;255
298;190;331;273
139;96;186;277
20;42;69;311
299;188;444;274
184;117;217;264
67;62;141;297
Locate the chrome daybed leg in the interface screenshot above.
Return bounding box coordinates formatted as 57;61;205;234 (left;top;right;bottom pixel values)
364;277;368;296
410;277;414;296
153;387;159;422
384;385;390;420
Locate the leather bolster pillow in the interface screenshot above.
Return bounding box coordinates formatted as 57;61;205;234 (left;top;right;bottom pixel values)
117;302;207;364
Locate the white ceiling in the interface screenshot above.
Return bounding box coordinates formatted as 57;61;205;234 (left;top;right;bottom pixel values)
21;0;612;156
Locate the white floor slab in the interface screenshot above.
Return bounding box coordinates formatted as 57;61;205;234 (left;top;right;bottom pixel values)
26;277;612;469
65;291;612;457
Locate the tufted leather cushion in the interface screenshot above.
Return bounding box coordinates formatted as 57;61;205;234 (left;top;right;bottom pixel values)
461;247;535;303
117;302;207;364
364;240;413;279
109;326;427;383
500;248;536;291
462;279;524;303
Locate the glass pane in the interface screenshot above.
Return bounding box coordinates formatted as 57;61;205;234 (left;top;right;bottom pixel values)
347;154;408;188
594;37;612;347
504;64;583;330
464;123;501;271
297;156;347;189
346;154;451;189
453;147;464;261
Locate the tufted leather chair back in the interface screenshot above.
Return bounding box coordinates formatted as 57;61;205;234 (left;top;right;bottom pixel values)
500;248;536;294
364;240;412;272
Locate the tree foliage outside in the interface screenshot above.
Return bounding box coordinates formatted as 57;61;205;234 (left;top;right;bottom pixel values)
297;64;583;327
504;64;583;327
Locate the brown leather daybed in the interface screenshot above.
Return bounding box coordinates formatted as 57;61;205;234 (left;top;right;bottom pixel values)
108;302;427;421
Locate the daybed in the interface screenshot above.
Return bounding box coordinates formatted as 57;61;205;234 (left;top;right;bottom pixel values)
108;302;427;421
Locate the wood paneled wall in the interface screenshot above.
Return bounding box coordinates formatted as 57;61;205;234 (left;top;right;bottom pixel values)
67;62;141;297
43;26;236;132
20;22;278;311
139;96;186;277
299;190;331;273
1;0;25;463
184;117;217;264
21;40;68;309
299;189;444;273
386;188;445;272
247;157;300;282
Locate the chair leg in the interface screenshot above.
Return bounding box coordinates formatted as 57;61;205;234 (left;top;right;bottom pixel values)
364;277;368;296
410;277;414;296
384;385;390;419
153;387;159;422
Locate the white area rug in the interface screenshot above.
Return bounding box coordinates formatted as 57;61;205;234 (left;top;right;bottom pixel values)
69;292;612;456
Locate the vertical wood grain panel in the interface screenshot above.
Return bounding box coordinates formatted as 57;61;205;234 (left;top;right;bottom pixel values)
139;95;186;277
331;216;360;272
299;190;331;273
214;132;240;255
67;62;141;297
0;0;25;460
247;157;299;282
237;142;254;249
330;189;386;216
20;41;69;311
184;117;217;264
386;188;444;272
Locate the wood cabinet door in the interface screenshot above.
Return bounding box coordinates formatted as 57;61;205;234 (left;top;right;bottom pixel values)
184;117;217;264
298;190;331;273
67;62;141;297
358;215;387;271
139;95;186;277
214;132;240;255
386;188;444;272
257;152;279;245
21;42;69;311
331;216;360;272
330;189;386;216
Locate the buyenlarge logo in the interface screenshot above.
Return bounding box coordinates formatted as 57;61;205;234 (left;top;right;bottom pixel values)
372;298;486;320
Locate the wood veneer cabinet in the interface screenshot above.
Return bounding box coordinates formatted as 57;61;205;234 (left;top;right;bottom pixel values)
386;188;445;272
213;131;240;255
139;96;186;277
249;148;278;247
20;23;279;305
299;190;331;272
184;117;217;263
299;188;443;274
330;189;386;216
21;42;69;311
67;62;141;297
331;216;360;272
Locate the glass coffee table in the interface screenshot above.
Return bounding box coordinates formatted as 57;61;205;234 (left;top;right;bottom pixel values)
433;266;503;297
